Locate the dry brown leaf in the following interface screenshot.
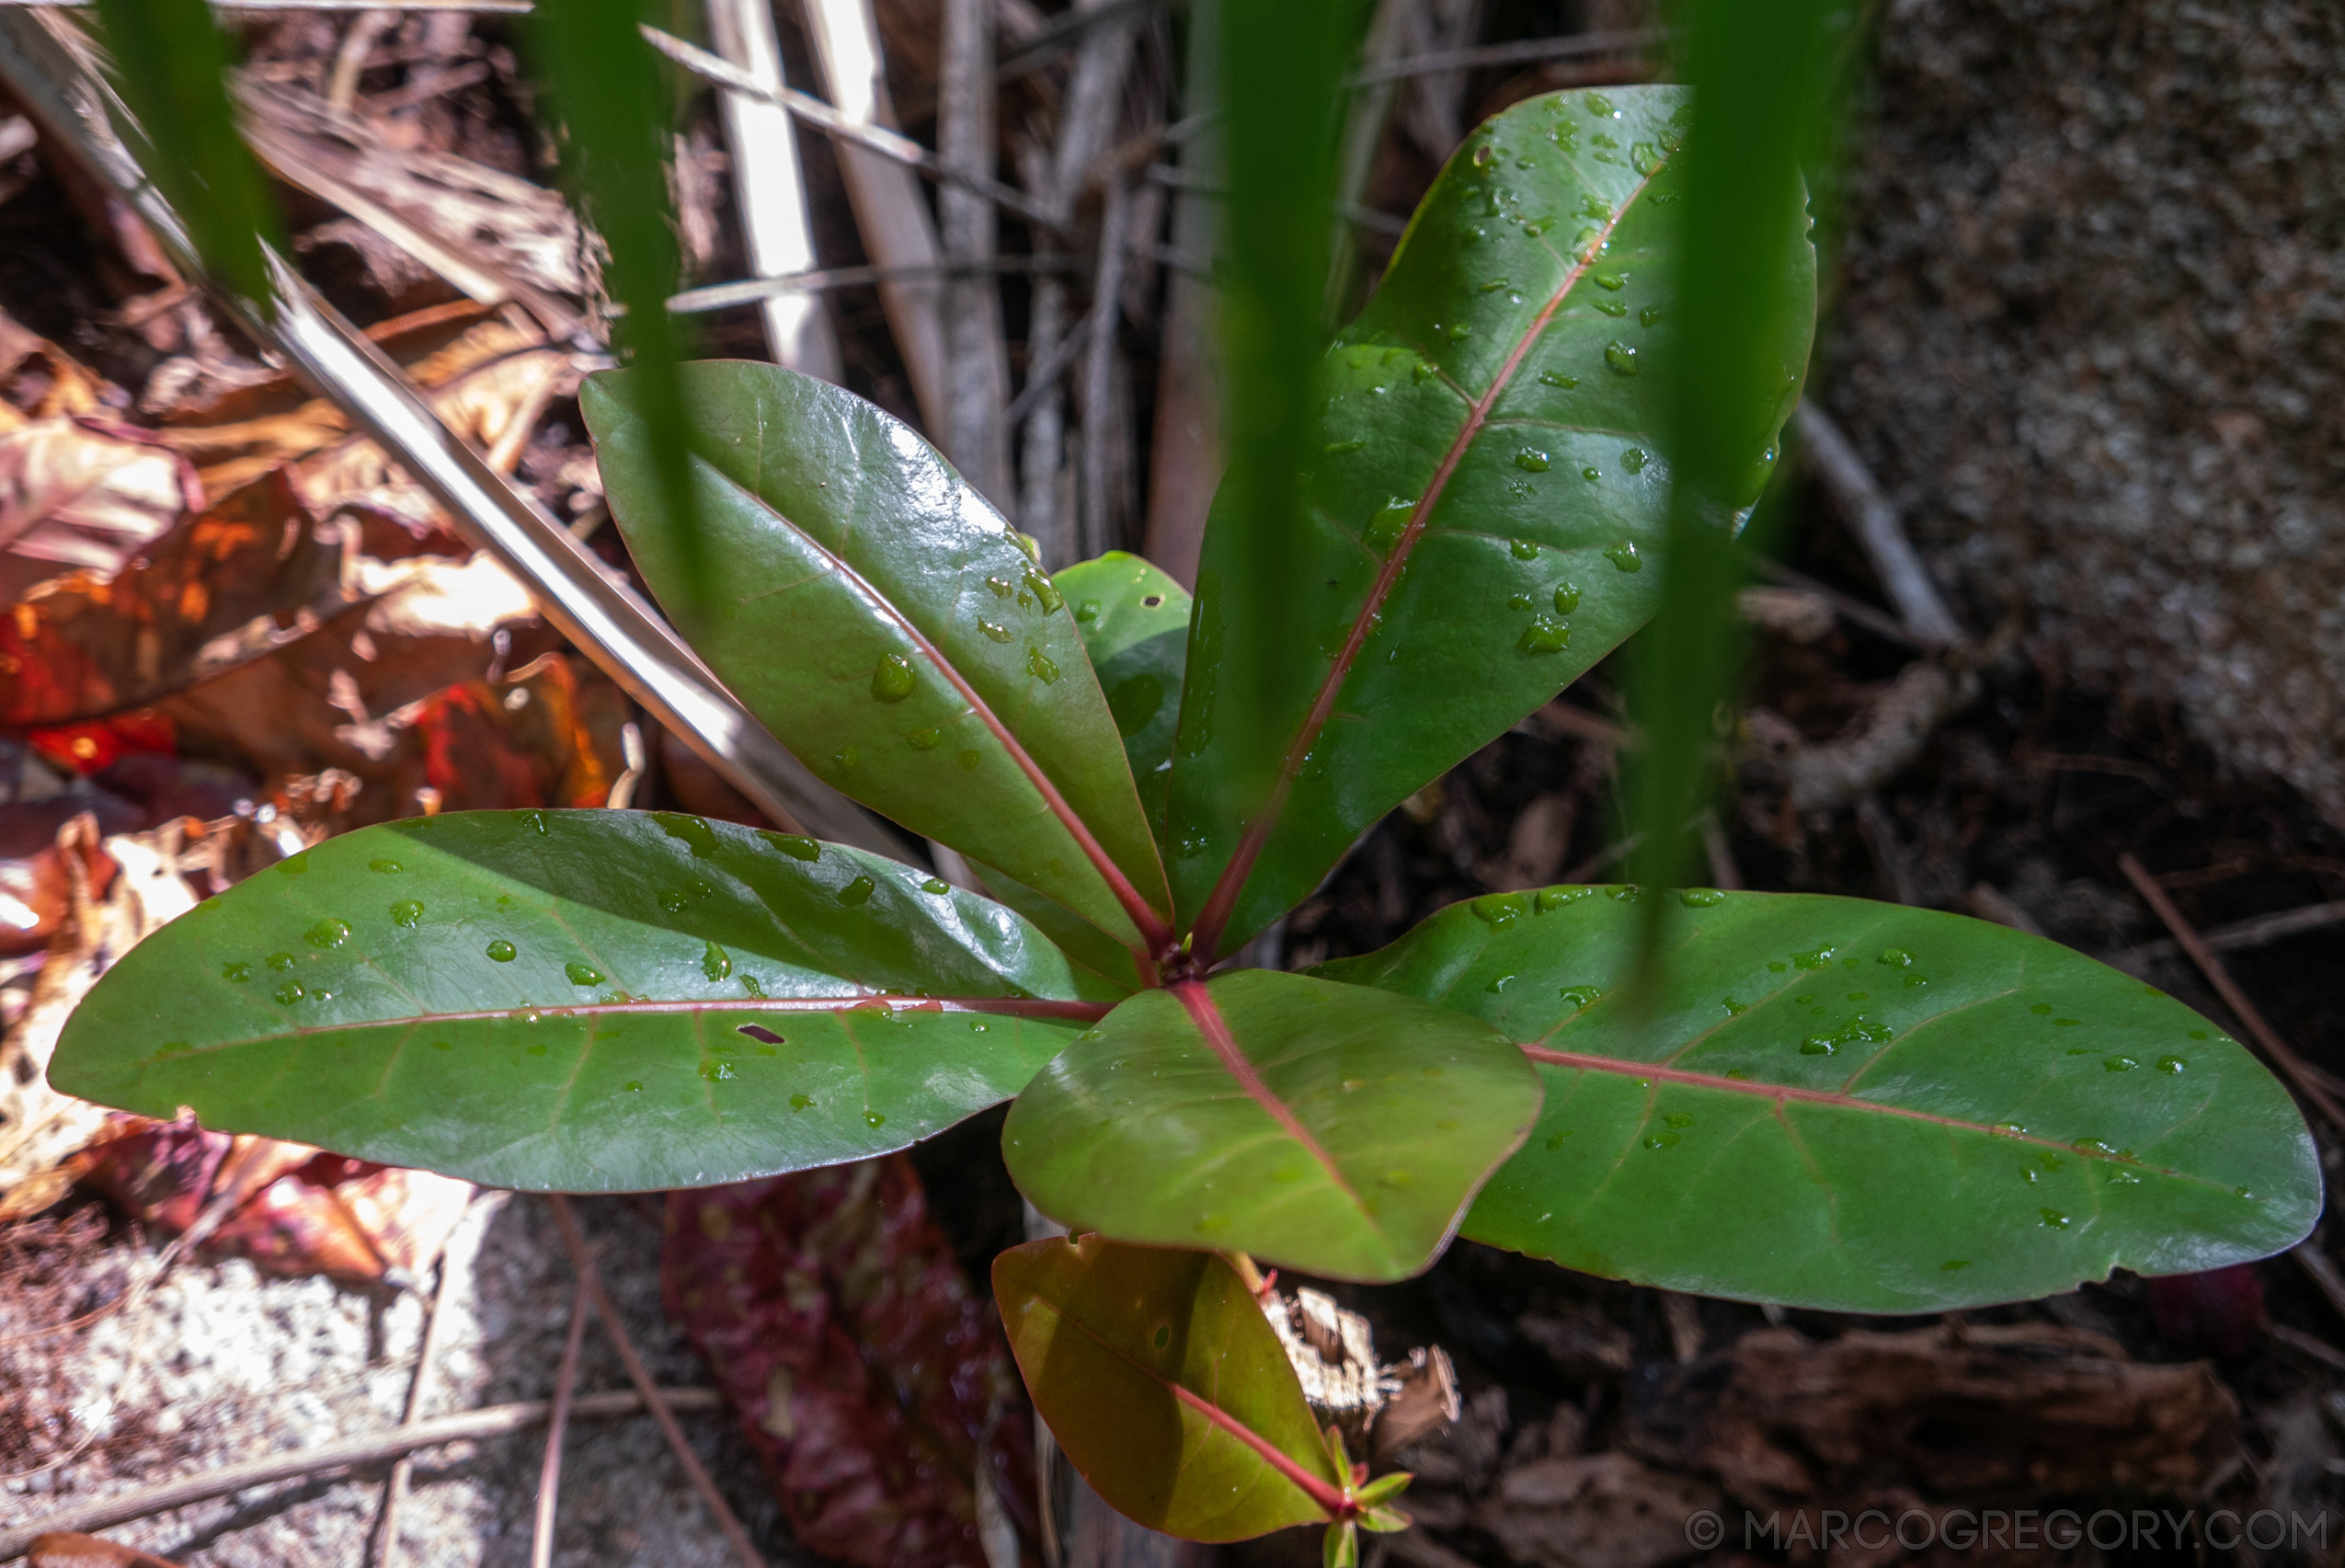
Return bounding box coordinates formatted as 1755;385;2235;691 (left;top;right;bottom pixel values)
27;1533;186;1568
0;418;200;604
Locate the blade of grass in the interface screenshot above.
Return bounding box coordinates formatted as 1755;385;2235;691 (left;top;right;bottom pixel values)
1621;0;1835;982
530;0;707;605
89;0;279;308
1214;0;1369;845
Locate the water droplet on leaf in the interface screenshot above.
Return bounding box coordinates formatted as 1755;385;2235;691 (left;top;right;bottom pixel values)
872;653;918;703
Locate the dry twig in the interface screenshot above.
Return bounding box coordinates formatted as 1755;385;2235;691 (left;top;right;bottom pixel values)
1794;403;1969;648
2117;852;2345;1137
530;1279;592;1568
548;1196;766;1568
0;1390;722;1560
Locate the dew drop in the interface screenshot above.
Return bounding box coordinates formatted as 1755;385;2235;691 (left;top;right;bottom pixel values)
1025;569;1065;612
273;979;304;1004
566;961;603;987
702;943;731;981
1593;270;1626;292
1679;888;1726;907
1800;1036;1836;1056
957;749;983;772
1604;341;1639;375
979;619;1012;643
1509;537;1541;559
2102;1055;2139;1072
1620;448;1649;475
1640;305;1664;328
1514;448;1550;474
864;1111;887;1127
1559;984;1602;1010
1536;887;1592;910
1604;541;1642;572
1550;582;1583;615
1594;299;1628;318
1470;893;1525;928
486;940;517;962
1644;1132;1681;1150
872;653;918;703
658;890;689;915
1538;370;1578;388
1365;498;1417;555
623;1080;643;1092
1792;945;1834;970
388;899;424;929
2156;1055;2187;1073
790;1093;815;1110
2039;1208;2071;1229
369;858;402;874
267;951;297;972
1581;466;1602;482
1517;615;1571;654
1027;647;1060;683
1487;973;1515;993
907;727;944;751
838;876;876;907
832;748;859;771
921;877;950;895
1630;141;1660;175
1324;437;1367;453
1722;997;1747;1016
303;918;350;950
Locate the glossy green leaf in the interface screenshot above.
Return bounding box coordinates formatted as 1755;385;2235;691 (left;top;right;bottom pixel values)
93;0;280;306
1058;552;1192;847
1164;86;1816;958
582;363;1174;955
51;811;1112;1191
1310;887;2320;1311
1003;968;1541;1281
968;856;1145;995
993;1233;1345;1540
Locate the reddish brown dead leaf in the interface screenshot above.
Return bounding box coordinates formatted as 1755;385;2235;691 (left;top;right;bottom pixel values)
27;1532;186;1568
661;1157;1038;1568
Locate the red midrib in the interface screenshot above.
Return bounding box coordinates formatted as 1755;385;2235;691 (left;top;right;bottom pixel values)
1170;980;1368;1217
1521;1043;2210;1185
177;994;1114;1057
761;488;1173;955
1191;164;1663;959
1045;1293;1350;1517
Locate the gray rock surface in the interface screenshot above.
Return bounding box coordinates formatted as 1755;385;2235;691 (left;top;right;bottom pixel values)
1;1195;786;1567
1825;0;2345;818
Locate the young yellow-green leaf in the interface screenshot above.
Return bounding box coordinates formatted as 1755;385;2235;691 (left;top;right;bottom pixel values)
582;362;1173;955
1003;969;1541;1281
994;1234;1345;1540
1310;888;2320;1311
1166;86;1816;958
51;811;1112;1191
1058;552;1191;847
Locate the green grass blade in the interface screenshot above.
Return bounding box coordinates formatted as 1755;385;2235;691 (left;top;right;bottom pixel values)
530;0;707;602
1203;0;1369;844
1621;0;1833;968
90;0;280;307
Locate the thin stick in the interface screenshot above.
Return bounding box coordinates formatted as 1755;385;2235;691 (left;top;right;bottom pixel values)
548;1196;766;1568
0;1389;721;1560
2117;852;2345;1136
1344;27;1671;88
706;0;841;376
1079;176;1133;558
1794;404;1969;648
370;1215;473;1568
642;23;1061;233
2293;1242;2345;1328
791;0;950;433
2116;898;2345;971
668;255;1074;315
938;0;1012;507
1005;314;1093;432
531;1280;592;1568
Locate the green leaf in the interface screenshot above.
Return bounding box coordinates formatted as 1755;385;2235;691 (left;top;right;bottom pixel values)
1057;552;1192;848
582;363;1174;955
1310;888;2320;1311
92;0;280;306
51;811;1111;1191
1164;86;1817;958
1002;968;1542;1281
967;857;1145;994
993;1234;1345;1540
